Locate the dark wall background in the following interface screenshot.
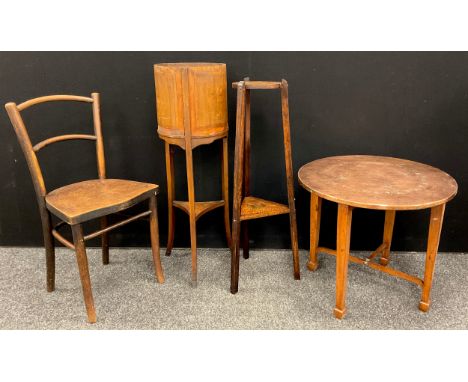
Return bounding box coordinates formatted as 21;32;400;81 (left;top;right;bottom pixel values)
0;52;467;252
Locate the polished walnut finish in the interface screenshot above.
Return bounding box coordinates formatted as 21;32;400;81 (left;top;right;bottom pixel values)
5;93;165;323
299;155;457;319
230;79;300;294
154;63;231;286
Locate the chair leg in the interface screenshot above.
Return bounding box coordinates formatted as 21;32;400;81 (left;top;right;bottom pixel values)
334;204;353;319
419;204;445;312
149;194;165;284
379;210;395;266
185;147;198;287
307;193;322;272
221;137;232;249
71;224;96;323
101;216;109;265
41;210;55;292
165;142;176;256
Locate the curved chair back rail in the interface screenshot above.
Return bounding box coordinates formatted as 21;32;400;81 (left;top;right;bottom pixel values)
16;95;93;111
33;134;97;152
4;93;106;200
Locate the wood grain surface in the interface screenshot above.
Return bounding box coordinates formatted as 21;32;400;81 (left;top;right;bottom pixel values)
154;62;228;140
298;155;457;210
46;179;158;224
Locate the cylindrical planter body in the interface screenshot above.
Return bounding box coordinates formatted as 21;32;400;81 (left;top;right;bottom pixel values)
154;63;228;141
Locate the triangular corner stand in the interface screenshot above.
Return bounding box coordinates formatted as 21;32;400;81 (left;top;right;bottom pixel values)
240;196;289;221
173;200;225;221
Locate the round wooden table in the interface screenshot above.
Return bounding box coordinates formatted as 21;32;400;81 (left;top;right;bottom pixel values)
298;155;457;319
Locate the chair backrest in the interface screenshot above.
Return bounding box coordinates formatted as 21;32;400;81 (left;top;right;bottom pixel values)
4;93;106;205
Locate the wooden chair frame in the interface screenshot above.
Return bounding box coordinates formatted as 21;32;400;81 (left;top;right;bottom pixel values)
5;93;164;323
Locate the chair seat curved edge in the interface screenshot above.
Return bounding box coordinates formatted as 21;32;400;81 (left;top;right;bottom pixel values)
45;179;159;224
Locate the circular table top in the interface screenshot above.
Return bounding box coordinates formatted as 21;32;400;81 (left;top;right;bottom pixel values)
298;155;457;210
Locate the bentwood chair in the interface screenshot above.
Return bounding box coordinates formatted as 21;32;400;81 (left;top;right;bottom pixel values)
5;93;165;323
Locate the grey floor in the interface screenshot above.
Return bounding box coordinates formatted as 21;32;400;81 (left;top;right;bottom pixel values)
0;247;467;329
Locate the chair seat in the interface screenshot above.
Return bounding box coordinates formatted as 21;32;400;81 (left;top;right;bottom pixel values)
45;179;158;224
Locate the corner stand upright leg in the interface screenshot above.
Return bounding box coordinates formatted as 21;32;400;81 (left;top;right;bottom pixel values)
281;80;300;280
241;223;249;259
230;83;246;294
419;204;445;312
307;193;322;271
165;142;176;256
334;204;353;319
242;85;251;260
185;147;198;287
222;137;232;250
379;210;395;266
149;194;165;284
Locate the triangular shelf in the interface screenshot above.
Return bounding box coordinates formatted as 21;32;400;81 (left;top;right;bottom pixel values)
173;200;225;221
240;196;289;221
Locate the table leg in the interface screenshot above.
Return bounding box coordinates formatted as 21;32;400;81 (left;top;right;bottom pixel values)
379;210;396;266
419;204;445;312
307;193;322;271
334;204;353;319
